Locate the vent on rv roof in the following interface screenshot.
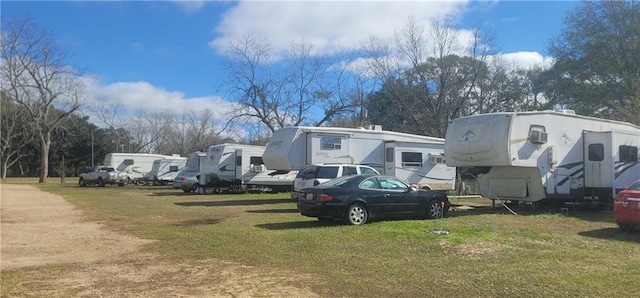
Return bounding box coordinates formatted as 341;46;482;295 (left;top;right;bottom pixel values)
555;109;576;115
366;125;383;131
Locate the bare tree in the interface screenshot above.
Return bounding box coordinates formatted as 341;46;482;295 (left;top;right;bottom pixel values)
127;109;175;154
0;93;33;178
222;33;362;133
361;17;501;137
1;16;85;182
165;109;227;155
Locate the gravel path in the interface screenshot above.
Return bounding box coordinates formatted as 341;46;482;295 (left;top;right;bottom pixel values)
0;183;319;297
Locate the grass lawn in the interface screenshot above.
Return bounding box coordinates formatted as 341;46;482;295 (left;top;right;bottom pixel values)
3;178;640;297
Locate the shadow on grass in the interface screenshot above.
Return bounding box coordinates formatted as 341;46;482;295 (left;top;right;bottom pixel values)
448;204;615;223
579;227;640;243
256;220;342;230
175;198;293;207
246;208;299;214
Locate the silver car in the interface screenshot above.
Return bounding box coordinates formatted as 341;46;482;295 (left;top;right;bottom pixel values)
173;170;200;193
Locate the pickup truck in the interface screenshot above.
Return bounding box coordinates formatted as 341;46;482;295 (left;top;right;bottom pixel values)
78;166;128;187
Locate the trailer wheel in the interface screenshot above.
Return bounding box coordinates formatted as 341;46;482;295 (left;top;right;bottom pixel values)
214;187;222;194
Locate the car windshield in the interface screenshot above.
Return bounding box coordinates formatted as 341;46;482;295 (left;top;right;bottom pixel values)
627;181;640;191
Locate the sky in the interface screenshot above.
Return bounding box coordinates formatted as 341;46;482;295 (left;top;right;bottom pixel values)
1;0;580;124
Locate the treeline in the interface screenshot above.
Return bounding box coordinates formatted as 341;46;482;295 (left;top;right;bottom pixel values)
2;1;639;180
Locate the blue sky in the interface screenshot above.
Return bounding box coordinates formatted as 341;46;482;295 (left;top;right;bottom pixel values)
2;0;580;121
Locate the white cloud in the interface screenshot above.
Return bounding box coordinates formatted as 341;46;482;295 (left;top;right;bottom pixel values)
80;77;237;123
209;1;469;57
494;51;555;70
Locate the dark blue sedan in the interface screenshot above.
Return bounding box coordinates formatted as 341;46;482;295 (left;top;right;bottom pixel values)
296;174;450;225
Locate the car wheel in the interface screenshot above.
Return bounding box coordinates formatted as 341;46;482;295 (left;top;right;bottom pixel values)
79;177;86;187
426;199;444;219
98;178;105;187
345;203;368;225
618;223;636;232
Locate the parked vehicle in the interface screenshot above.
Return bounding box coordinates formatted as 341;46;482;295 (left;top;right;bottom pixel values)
291;164;379;201
262;125;456;192
445;110;640;204
78;166;128;187
296;174;450;225
103;153;181;182
613;180;640;232
173;151;207;193
197;143;297;194
140;156;187;185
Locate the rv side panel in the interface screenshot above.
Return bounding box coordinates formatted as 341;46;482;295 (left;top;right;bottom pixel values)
444;113;513;167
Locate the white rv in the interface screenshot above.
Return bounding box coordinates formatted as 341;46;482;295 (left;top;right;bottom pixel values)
140;156;187;185
197;143;297;194
262;126;456;191
103;153;178;182
444;110;640;203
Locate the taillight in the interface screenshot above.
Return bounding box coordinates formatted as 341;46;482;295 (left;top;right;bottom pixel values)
317;194;333;202
313;180;320;186
615;194;629;207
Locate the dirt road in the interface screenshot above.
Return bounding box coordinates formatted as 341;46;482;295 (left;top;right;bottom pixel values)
0;183;319;297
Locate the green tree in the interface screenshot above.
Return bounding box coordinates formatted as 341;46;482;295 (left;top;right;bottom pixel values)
546;0;640;124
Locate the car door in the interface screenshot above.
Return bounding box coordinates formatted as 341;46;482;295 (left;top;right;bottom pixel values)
377;177;416;215
358;177;388;215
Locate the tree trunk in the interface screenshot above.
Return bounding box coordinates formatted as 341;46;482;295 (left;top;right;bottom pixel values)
1;160;7;179
38;133;51;183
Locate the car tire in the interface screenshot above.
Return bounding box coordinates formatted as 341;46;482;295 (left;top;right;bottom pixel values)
79;177;86;187
98;178;105;187
426;199;444;219
345;203;368;225
618;223;636;232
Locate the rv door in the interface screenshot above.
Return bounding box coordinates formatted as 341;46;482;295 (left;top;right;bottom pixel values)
235;149;243;182
583;131;614;189
384;142;396;177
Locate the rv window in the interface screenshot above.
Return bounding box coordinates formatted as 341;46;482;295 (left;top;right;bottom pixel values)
401;152;422;167
236;156;242;166
250;156;264;165
588;144;605;161
123;159;134;166
169;166;179;172
321;136;342;150
619;145;638;162
385;148;394;163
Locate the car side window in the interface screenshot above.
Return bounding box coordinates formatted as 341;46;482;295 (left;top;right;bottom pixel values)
378;177;408;191
343;166;357;176
360;178;378;189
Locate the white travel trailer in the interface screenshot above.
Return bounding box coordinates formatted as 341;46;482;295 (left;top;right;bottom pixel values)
197;143;298;194
103;153;178;182
444;110;640;204
140;156;187;185
262;125;456;191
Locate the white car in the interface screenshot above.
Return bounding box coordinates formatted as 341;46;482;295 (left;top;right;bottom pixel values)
291;164;379;201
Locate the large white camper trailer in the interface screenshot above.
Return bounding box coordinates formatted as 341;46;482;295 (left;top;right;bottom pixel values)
140;156;187;185
197;143;297;194
444;110;640;204
262;126;456;191
103;153;178;182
